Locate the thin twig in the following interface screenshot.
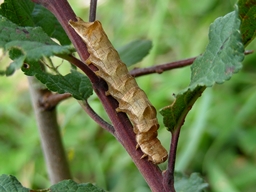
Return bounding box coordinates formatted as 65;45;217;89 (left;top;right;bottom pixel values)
89;0;98;22
57;54;99;83
163;128;181;192
79;100;115;135
39;92;72;110
163;86;206;191
130;57;196;77
130;50;254;78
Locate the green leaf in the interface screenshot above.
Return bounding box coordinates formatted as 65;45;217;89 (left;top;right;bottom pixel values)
0;0;70;45
118;39;152;67
0;174;30;192
6;55;26;76
0;0;35;26
174;172;208;192
160;11;244;132
160;86;205;132
50;180;105;192
0;16;73;75
189;11;244;89
238;0;256;46
0;16;54;47
0;175;105;192
5;40;73;61
31;4;71;45
22;61;93;100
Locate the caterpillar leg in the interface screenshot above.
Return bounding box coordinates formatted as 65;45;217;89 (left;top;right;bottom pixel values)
140;154;147;159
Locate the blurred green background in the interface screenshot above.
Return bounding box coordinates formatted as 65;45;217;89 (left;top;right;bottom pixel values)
1;0;256;191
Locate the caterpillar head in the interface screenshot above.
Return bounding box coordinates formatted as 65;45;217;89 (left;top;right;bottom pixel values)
69;17;104;47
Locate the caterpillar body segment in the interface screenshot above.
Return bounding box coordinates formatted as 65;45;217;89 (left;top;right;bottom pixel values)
69;18;168;164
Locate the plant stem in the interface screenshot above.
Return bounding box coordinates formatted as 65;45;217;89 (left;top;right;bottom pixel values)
130;50;254;78
89;0;97;22
78;100;115;134
162;86;206;191
28;76;71;184
163;128;181;192
39;92;71;110
130;57;196;77
32;0;165;191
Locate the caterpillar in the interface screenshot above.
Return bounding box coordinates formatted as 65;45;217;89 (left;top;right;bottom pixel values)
69;17;168;164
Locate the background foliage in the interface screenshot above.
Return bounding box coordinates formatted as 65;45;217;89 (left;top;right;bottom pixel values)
1;0;256;191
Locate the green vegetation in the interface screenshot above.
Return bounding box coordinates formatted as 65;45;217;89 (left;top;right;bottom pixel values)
0;0;256;191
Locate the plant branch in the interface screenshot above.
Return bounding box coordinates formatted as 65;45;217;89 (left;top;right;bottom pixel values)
130;57;196;77
57;54;99;82
78;100;115;135
89;0;97;22
27;76;72;184
32;0;165;191
163;128;181;192
29;1;255;190
39;92;72;110
163;86;206;191
130;50;254;78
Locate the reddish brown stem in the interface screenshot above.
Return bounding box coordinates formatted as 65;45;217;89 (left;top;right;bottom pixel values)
130;50;254;78
79;100;115;134
32;0;165;191
130;57;196;77
39;92;71;110
57;54;99;82
163;128;181;192
89;0;98;22
163;86;206;191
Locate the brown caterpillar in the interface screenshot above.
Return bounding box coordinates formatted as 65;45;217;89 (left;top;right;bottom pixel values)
69;18;168;164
